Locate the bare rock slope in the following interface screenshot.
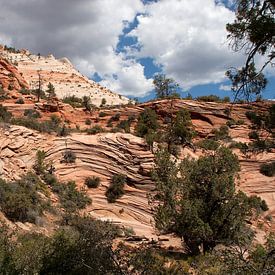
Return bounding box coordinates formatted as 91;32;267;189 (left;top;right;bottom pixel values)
0;45;129;106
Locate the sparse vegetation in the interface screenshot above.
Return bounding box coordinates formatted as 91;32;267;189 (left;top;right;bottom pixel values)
0;104;12;122
62;95;83;108
86;125;104;135
62;150;76;164
196;94;230;102
85;176;101;188
106;174;126;203
260;161;275;177
136;108;158;137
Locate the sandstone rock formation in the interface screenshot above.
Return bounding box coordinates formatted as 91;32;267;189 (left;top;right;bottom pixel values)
0;45;129;106
0;99;274;237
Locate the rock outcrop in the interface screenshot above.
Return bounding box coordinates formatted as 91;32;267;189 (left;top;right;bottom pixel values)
0;46;129;106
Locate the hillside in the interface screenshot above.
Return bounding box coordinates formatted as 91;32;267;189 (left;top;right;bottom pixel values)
0;45;129;106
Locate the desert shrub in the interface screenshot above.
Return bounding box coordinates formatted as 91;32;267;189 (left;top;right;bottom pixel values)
100;98;107;107
105;174;126;203
24;109;41;119
86;125;104;135
197;139;219;150
19;87;31;95
62;95;83;108
226;119;244;127
51;181;91;211
85;118;91;125
85;176;101;188
57;124;70;137
136;108;158;137
117;120;130;133
249;130;259;140
99;112;107;117
109;113;120;122
196;95;230;102
43;173;58;186
0;104;12;122
0;173;48;223
212;125;230;140
62;150;76;163
260;162;275;177
15;98;24;104
82;96;91;111
245;111;262;127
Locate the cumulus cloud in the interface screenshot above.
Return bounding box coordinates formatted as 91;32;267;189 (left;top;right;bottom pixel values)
0;0;253;97
219;84;232;91
0;0;153;96
129;0;245;90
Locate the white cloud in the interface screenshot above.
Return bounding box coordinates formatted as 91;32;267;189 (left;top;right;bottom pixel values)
0;0;153;96
219;84;232;91
129;0;245;90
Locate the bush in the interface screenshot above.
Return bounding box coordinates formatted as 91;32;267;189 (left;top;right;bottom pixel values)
85;176;101;188
117;120;130;133
62;150;76;163
197;139;219;150
15;98;25;104
86;125;104;135
260;162;275;177
85;118;91;125
0;173;48;223
0;104;12;122
249;130;259;140
109;113;120;122
24;109;41;119
99;112;107;117
105;174;126;203
245;111;262;127
212;125;230;140
100;98;107;106
62;95;83;108
196;95;230;103
52;181;91;211
136;108;158;137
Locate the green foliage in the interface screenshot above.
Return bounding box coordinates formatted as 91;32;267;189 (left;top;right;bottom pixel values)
85;176;101;188
117;120;131;133
260;161;275;177
212;125;230;141
99;111;107;117
46;82;56;98
33;150;48;175
11;114;62;134
197;139;219;151
226;0;274;100
166;108;194;147
100;97;107;106
85;118;91;125
86;125;104;135
153;74;179;98
15;98;24;104
52;181;91;211
62;95;83;108
24;109;41;119
108;113;120;122
82;96;91;111
106;174;126;203
0;173;48;223
19;87;31;95
248;130;259;140
152;147;266;254
62;150;76;163
136;108;158;137
196;95;230;103
0;216;119;274
0;104;12;122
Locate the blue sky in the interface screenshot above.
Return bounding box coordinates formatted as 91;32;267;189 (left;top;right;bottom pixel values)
0;0;274;100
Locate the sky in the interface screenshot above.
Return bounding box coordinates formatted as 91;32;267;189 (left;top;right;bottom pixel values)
0;0;274;100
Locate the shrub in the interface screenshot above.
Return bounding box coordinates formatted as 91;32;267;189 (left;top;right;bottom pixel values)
100;98;107;106
24;109;41;119
111;113;120;121
85;118;91;125
117;120;130;133
197;139;219;151
52;181;91;211
62;95;83;108
62;150;76;164
212;125;230;140
249;130;259;140
99;112;107;117
0;173;48;223
0;104;12;122
19;87;31;95
86;125;104;135
105;174;126;203
245;111;262;127
136;108;158;137
260;162;275;177
15;98;24;104
196;95;230;102
85;176;101;188
57;124;70;137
